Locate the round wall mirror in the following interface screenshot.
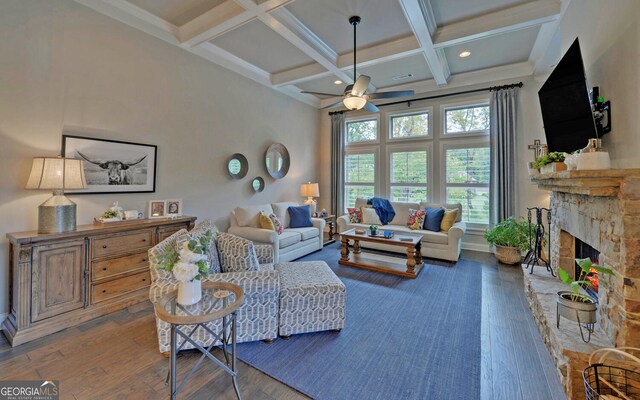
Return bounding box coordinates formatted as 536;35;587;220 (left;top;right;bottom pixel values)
227;153;248;179
252;177;265;193
265;143;290;179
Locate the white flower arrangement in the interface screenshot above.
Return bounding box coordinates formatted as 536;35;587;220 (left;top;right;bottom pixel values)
155;230;213;282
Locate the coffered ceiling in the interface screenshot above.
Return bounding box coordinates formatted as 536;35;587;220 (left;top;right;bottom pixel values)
73;0;568;108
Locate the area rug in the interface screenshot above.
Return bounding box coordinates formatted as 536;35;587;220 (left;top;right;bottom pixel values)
236;243;482;400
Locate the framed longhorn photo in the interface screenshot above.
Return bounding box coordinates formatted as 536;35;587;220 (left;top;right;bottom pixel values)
62;134;157;194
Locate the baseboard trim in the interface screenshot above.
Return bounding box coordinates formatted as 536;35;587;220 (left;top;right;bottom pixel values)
462;242;490;253
0;312;7;326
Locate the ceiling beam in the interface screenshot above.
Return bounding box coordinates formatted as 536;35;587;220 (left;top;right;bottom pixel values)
178;0;293;48
318;61;534;109
234;1;376;92
271;35;421;87
71;0;319;107
530;0;572;75
399;0;450;86
433;0;561;49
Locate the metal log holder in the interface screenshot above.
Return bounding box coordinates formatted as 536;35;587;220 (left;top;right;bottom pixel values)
524;207;555;276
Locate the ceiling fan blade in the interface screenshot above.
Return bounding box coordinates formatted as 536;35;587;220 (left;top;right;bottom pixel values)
301;91;341;97
351;75;371;96
363;101;380;113
366;90;415;100
321;101;344;110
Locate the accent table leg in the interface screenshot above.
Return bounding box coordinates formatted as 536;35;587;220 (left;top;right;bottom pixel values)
170;324;177;400
328;220;335;240
406;245;416;274
341;237;350;261
231;312;242;400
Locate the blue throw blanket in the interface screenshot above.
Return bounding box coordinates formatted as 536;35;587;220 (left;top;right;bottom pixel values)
367;197;396;225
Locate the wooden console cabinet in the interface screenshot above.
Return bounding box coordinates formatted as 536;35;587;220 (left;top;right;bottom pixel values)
4;216;196;346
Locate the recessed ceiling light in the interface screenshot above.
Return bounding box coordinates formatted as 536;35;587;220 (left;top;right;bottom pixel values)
459;50;471;58
334;80;343;85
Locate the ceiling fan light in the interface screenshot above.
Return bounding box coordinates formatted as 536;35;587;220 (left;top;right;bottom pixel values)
343;95;367;110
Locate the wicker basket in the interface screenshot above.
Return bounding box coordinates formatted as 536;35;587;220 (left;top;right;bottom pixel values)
583;347;640;400
494;245;522;265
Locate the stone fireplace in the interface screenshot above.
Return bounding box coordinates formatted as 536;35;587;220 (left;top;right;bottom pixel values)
527;169;640;398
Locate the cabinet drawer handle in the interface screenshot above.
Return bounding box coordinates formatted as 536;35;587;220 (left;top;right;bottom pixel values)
142;278;147;282
142;258;147;262
102;290;107;293
103;267;108;271
102;245;108;249
142;239;147;242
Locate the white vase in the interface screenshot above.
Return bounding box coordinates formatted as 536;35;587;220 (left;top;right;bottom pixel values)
177;279;202;306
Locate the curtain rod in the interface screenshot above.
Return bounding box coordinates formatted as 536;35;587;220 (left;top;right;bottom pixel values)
328;81;523;115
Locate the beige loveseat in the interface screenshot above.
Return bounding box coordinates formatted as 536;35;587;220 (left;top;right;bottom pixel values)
336;198;466;262
229;202;325;262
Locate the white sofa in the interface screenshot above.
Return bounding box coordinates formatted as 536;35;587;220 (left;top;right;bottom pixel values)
337;198;466;262
229;202;326;262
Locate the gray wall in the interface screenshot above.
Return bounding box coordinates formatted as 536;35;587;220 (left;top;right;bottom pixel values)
0;0;320;318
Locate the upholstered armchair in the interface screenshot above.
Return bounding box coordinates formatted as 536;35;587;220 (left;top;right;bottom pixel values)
148;226;280;354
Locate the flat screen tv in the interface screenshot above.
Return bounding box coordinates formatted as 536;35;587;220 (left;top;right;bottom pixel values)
538;38;597;153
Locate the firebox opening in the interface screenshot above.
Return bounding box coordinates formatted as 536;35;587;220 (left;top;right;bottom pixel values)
575;238;600;300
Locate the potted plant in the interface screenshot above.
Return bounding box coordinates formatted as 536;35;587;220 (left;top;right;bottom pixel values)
484;217;533;264
369;224;379;236
557;258;614;341
533;152;566;173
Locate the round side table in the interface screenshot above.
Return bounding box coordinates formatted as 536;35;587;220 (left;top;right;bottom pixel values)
155;282;244;400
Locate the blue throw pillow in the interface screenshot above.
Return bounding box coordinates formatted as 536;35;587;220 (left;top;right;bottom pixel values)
288;205;313;228
423;207;445;232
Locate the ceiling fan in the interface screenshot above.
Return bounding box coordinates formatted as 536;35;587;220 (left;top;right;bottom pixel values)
301;16;414;112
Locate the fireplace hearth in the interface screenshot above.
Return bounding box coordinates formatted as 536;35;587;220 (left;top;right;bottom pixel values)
527;168;640;397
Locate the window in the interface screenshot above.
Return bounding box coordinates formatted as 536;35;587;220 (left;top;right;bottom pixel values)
390;150;428;202
344;152;376;209
341;96;491;229
390;111;429;138
347;119;378;143
444;104;489;135
444;147;490;224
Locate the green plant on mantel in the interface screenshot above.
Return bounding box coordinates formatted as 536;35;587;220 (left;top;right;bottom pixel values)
483;217;533;252
532;152;565;169
558;258;614;303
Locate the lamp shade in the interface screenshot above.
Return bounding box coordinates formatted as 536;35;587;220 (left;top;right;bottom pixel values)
300;182;320;198
26;157;87;190
343;95;367;110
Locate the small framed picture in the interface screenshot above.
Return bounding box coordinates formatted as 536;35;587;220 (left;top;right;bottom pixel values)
166;199;183;217
149;200;166;218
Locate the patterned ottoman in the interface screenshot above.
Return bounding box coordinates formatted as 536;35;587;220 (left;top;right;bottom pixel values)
275;261;346;337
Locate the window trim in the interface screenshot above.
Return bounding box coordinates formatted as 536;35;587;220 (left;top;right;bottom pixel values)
345;115;381;145
440;139;491;228
386;142;433;202
343;147;379;212
387;106;433;142
440;101;490;138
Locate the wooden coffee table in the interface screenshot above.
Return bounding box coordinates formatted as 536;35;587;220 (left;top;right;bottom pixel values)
338;228;424;278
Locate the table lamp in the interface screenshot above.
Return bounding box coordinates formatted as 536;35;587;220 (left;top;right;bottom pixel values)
25;157;87;233
300;182;319;216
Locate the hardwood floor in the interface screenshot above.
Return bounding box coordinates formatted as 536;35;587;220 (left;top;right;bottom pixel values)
0;250;564;400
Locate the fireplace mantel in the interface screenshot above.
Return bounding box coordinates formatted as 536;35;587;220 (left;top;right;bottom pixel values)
530;168;640;197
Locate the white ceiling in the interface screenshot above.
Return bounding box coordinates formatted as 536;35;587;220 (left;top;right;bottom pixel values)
74;0;566;108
